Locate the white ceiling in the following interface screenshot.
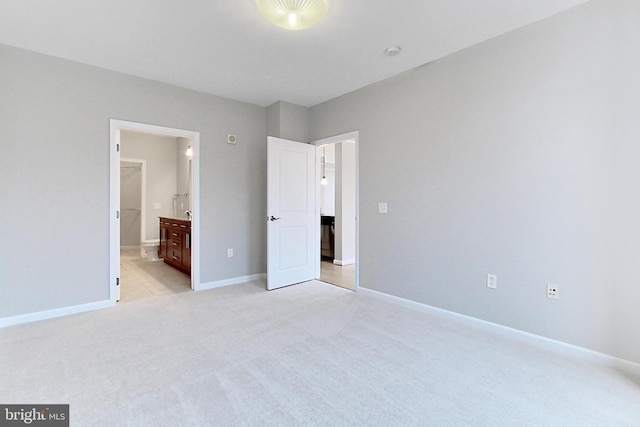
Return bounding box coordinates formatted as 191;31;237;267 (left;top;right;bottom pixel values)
0;0;589;107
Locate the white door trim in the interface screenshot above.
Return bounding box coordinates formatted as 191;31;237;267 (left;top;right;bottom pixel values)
110;119;201;303
311;131;360;291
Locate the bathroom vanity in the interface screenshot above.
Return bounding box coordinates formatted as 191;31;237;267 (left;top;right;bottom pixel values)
159;217;191;276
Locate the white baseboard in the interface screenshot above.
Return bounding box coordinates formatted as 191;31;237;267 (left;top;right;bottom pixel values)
333;259;355;266
0;300;114;328
359;287;640;376
197;273;266;291
1;273;267;327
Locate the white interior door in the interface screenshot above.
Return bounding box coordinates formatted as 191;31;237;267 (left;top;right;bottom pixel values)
267;137;318;290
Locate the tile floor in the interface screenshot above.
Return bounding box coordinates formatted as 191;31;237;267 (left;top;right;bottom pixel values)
320;260;356;291
119;247;191;303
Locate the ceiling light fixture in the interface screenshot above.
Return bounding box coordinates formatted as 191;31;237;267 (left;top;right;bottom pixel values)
257;0;328;31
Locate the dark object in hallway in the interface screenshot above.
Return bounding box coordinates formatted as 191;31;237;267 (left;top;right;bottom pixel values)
321;215;335;260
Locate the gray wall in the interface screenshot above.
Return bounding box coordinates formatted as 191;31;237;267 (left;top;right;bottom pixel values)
0;43;266;317
266;101;309;142
310;0;640;364
334;142;356;264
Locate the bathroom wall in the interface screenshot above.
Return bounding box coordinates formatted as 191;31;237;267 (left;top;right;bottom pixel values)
176;137;192;214
120;131;178;241
120;161;142;246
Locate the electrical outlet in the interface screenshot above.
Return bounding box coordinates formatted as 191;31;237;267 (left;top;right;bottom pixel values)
227;248;233;258
378;203;388;214
487;274;497;289
547;284;559;299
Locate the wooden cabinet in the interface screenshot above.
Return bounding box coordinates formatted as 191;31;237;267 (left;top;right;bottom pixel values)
159;217;191;276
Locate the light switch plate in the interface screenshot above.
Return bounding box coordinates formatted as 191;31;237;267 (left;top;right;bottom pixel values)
378;203;388;214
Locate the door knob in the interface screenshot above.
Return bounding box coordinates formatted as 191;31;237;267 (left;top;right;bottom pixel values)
268;216;282;222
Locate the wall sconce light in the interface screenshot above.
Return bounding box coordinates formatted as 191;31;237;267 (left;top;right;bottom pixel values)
186;146;193;157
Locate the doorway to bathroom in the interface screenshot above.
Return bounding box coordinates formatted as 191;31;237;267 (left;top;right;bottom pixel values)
110;120;201;304
119;149;191;302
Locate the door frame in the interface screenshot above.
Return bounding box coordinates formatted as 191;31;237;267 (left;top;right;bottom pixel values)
311;131;359;290
109;119;201;303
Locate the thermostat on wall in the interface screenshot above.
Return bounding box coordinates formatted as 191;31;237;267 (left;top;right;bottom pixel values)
227;134;237;144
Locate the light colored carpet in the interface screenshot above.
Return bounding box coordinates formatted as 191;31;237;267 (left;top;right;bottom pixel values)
1;280;639;426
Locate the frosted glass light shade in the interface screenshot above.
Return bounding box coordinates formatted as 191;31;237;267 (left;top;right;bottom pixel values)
257;0;328;31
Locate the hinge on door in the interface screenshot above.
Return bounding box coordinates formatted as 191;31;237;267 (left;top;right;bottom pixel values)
116;143;120;152
116;277;120;286
116;210;120;219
